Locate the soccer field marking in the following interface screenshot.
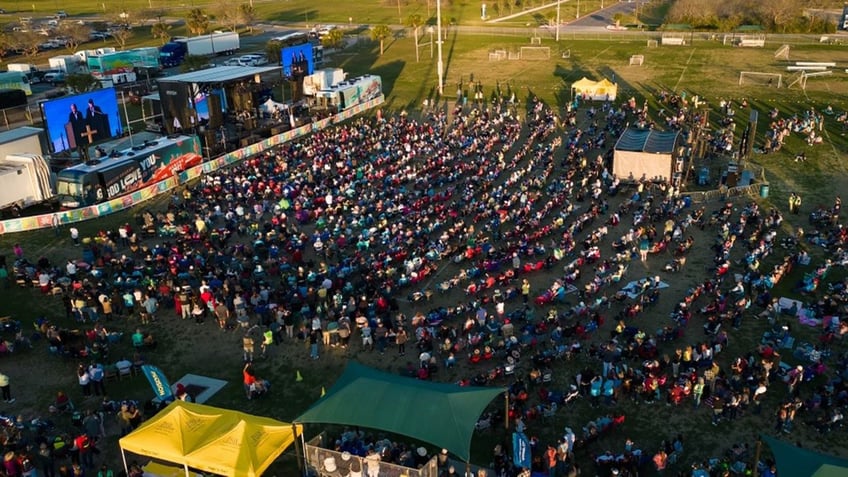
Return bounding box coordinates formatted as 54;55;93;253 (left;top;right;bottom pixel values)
672;49;696;92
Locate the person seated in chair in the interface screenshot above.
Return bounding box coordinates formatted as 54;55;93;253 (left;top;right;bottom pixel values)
131;329;155;349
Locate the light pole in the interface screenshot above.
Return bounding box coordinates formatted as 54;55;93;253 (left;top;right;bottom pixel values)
555;0;560;42
576;0;580;19
436;0;444;96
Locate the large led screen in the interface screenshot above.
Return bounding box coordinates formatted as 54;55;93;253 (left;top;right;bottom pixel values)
42;88;122;154
281;43;314;78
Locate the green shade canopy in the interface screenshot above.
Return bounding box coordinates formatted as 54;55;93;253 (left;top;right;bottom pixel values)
762;435;848;477
296;362;506;461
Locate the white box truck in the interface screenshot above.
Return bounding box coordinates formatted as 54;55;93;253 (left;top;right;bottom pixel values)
49;55;84;75
6;63;41;84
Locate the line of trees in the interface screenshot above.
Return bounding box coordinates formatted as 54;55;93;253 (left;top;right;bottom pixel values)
667;0;838;33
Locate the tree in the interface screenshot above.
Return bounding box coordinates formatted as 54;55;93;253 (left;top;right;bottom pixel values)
13;32;43;58
0;32;14;61
180;54;211;72
406;14;423;62
57;23;92;53
214;0;242;32
265;40;282;65
186;8;210;35
321;29;345;50
370;24;392;56
110;28;134;50
761;0;799;33
239;4;256;32
66;73;100;93
151;20;172;45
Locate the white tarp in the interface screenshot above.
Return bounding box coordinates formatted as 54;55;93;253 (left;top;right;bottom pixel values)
259;98;288;115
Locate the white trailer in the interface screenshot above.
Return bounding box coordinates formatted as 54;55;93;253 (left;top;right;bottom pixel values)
184;32;240;57
49;55;84;75
0;154;54;211
6;63;39;74
0;127;44;162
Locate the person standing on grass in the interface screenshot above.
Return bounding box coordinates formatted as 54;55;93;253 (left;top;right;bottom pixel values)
0;372;15;404
261;328;273;358
88;363;105;397
309;328;320;360
242;333;255;362
70;227;80;246
215;301;230;330
693;377;705;408
396;327;408;356
77;365;91;397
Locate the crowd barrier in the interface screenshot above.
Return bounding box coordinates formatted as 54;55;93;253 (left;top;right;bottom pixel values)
0;96;385;235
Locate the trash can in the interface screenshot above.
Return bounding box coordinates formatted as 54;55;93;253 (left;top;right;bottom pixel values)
759;184;769;198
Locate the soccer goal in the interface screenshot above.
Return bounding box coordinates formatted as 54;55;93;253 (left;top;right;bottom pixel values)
520;46;551;60
774;44;790;61
789;70;833;90
661;34;685;46
629;55;644;66
739;71;782;88
489;49;507;61
647;39;658;48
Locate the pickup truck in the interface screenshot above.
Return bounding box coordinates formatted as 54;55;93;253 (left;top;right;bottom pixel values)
43;70;66;84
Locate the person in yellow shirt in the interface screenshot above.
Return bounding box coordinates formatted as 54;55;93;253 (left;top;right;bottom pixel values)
261;328;273;358
0;372;14;403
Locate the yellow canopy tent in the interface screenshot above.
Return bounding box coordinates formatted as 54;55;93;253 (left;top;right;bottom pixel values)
571;77;618;101
119;400;303;477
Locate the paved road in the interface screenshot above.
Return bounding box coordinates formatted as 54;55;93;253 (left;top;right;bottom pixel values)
565;1;638;29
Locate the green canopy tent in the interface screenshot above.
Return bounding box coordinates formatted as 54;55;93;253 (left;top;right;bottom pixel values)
762;435;848;477
296;361;506;462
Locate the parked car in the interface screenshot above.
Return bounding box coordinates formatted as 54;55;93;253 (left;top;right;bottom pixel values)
236;54;268;67
221;58;242;67
43;70;66;84
55;11;68;19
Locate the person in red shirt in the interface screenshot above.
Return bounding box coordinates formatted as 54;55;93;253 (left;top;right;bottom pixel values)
243;363;257;399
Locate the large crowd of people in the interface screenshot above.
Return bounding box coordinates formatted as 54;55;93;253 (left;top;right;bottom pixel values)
2;87;847;477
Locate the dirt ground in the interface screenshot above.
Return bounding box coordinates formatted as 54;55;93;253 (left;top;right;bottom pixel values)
1;103;846;477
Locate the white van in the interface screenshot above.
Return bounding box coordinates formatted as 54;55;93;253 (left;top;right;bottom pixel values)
236;54;268;67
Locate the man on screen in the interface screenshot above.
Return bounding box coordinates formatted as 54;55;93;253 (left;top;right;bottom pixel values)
85;98;111;142
68;103;87;149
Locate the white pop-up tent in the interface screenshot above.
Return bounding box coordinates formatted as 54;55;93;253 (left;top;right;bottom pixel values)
613;128;681;182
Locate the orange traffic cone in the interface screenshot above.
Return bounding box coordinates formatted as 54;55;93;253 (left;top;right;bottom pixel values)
296;370;303;382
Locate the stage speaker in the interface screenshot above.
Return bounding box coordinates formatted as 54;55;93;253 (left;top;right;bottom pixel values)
208;94;223;129
289;80;304;102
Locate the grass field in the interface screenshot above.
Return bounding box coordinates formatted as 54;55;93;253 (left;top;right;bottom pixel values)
1;2;848;476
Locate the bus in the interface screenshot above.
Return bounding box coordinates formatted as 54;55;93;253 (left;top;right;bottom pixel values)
0;71;32;96
55;134;201;208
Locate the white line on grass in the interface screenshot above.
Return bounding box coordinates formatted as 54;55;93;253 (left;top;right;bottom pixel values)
673;49;696;92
